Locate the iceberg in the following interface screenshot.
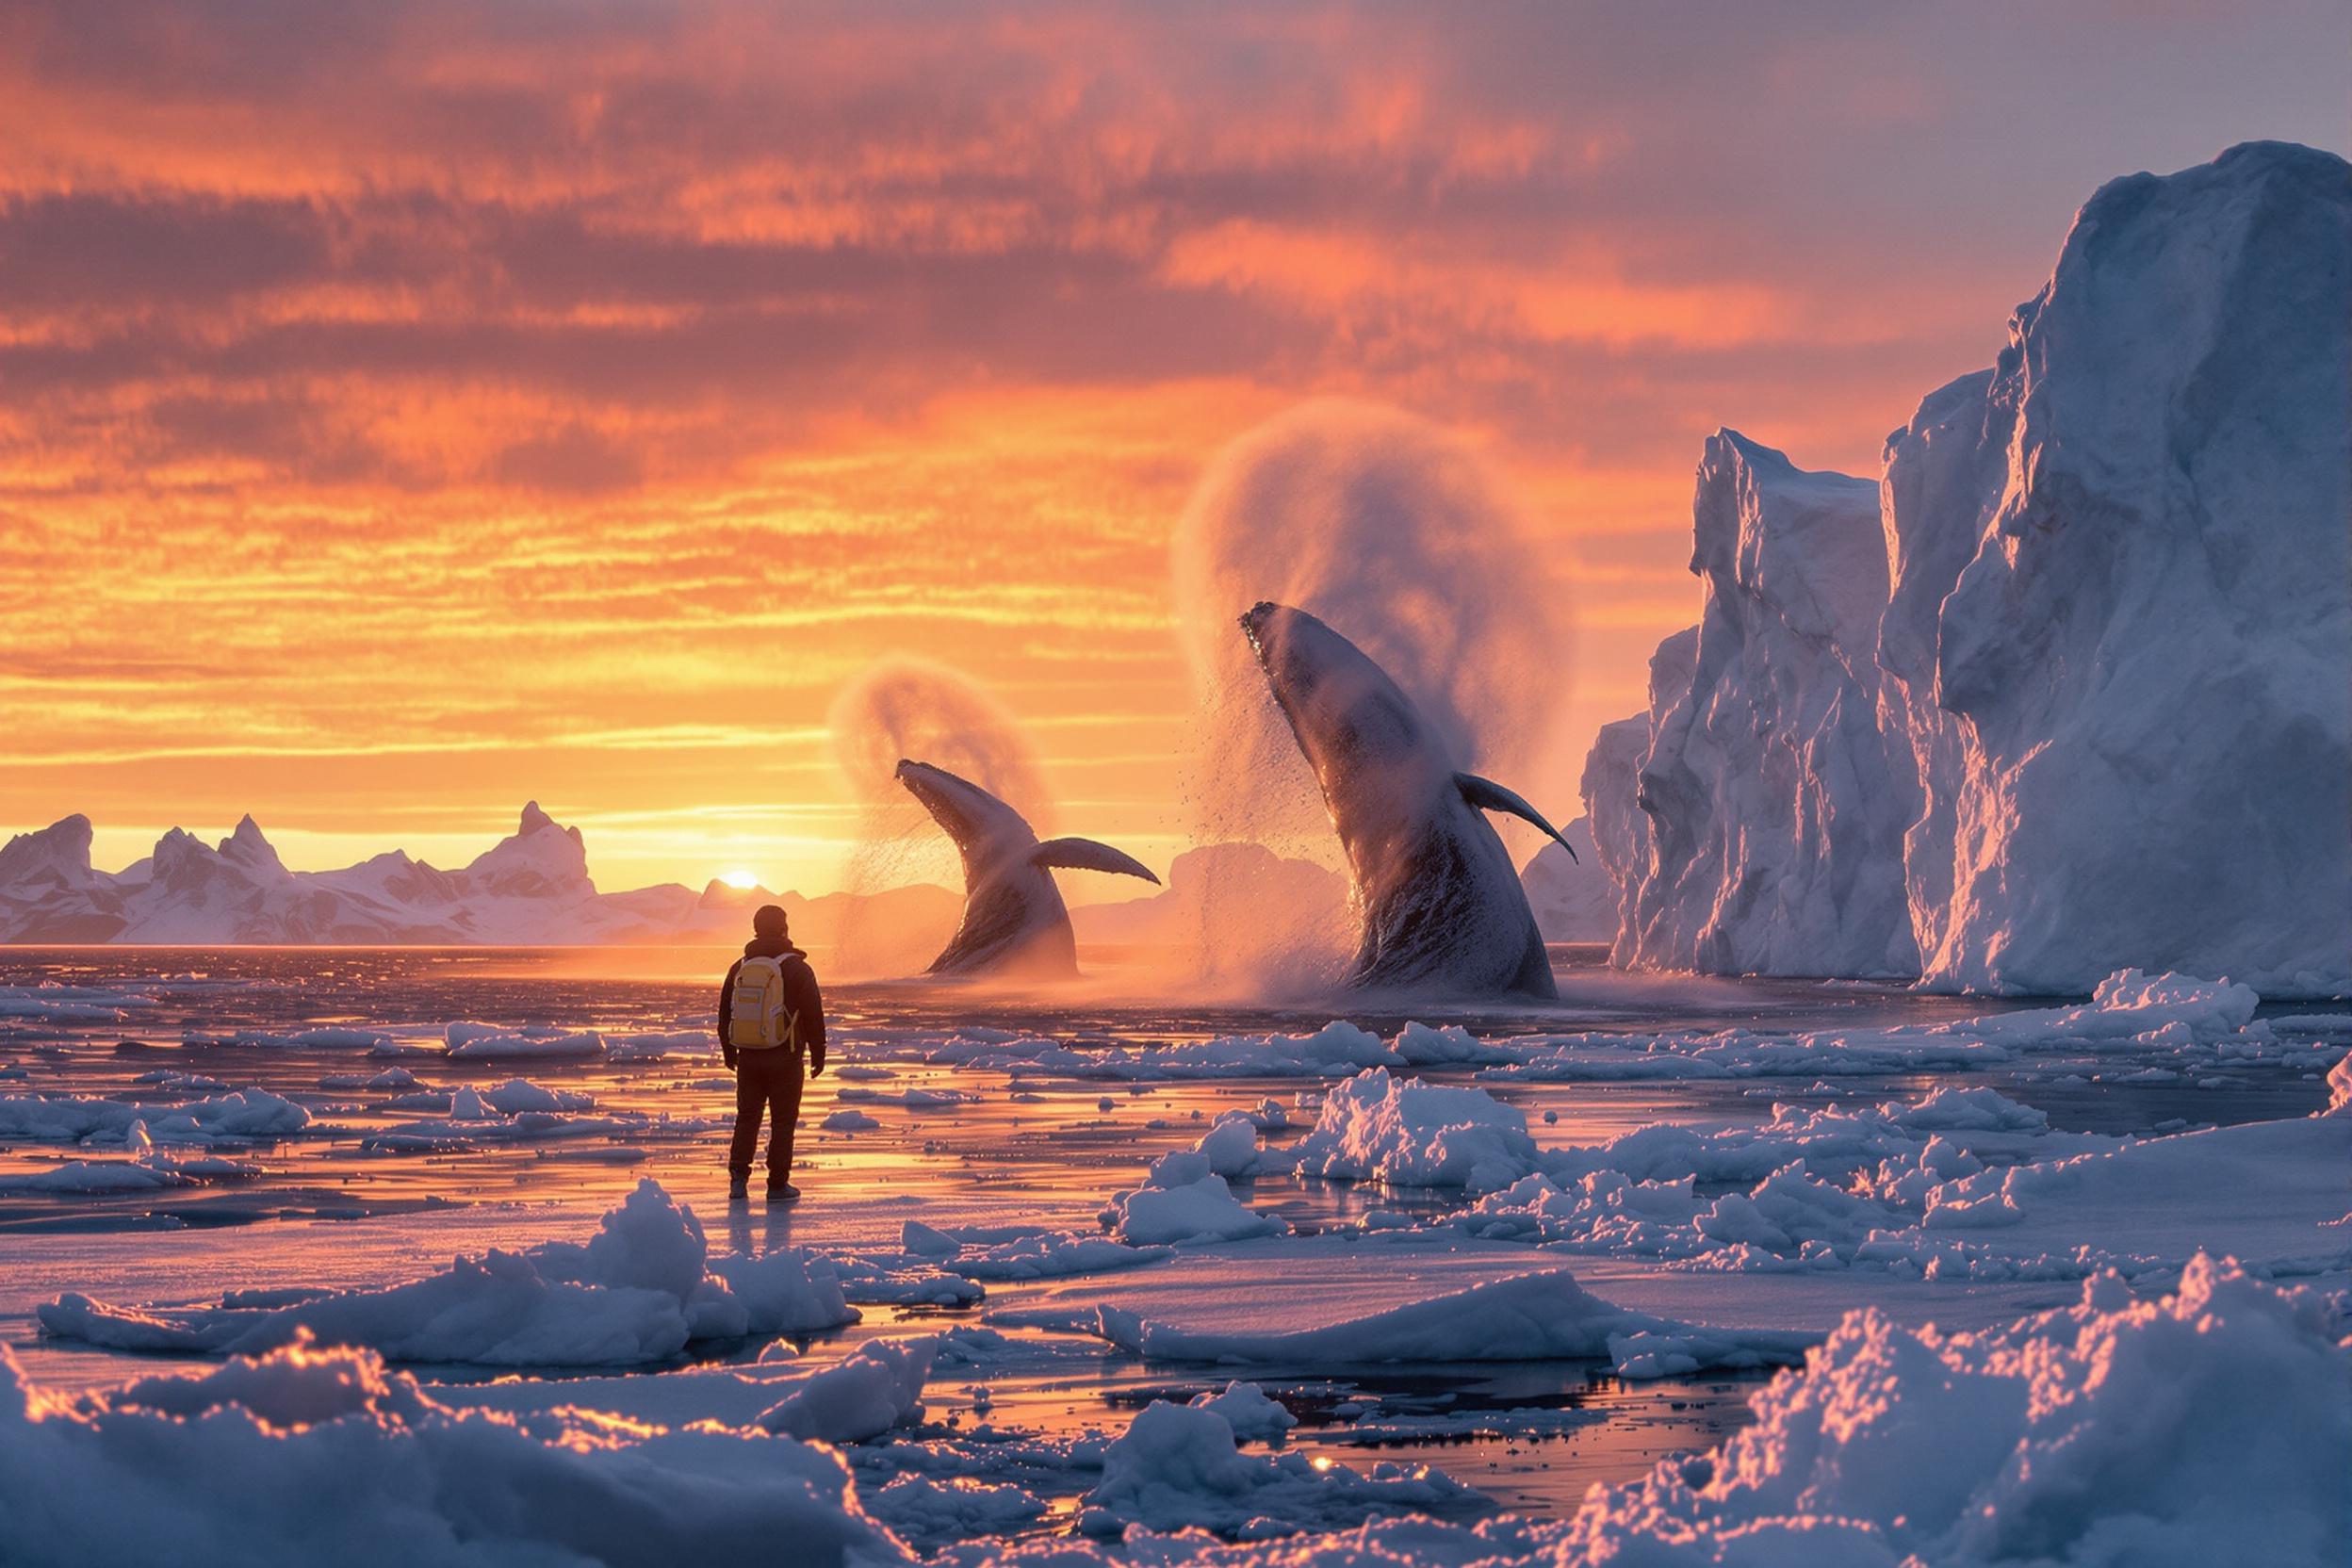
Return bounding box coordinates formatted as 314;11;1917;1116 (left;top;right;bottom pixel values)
1911;141;2352;996
1619;432;1917;977
1586;141;2352;996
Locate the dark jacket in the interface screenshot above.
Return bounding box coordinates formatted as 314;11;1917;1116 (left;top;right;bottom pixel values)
718;936;826;1071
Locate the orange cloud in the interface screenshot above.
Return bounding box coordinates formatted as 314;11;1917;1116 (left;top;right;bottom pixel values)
3;0;2342;892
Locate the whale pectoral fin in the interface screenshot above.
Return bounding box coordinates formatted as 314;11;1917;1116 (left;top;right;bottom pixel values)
1455;772;1578;862
1030;838;1163;884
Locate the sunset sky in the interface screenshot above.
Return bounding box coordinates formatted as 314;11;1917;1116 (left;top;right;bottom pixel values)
4;1;2344;897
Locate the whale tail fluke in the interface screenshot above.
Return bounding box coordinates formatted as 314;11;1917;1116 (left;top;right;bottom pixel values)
1454;772;1578;862
1031;837;1162;884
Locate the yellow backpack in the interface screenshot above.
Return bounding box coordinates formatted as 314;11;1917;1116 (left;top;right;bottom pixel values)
727;956;800;1052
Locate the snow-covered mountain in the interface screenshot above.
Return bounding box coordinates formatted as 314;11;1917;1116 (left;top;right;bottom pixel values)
1584;140;2351;997
0;804;889;946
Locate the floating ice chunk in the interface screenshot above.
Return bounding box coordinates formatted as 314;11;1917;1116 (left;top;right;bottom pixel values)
360;1108;633;1152
445;1029;605;1060
38;1179;854;1366
757;1336;935;1443
908;1019;1407;1080
1078;1398;1478;1537
282;1027;392;1051
607;1030;703;1062
319;1066;419;1090
837;1085;976;1109
477;1077;593;1114
897;1220;1170;1280
1460;1171;1706;1253
824;1108;883;1132
705;1248;857;1335
1392;1021;1509;1065
833;1258;986;1308
1091;1266;1806;1369
1606;1325;1811;1380
0;1336;901;1565
0;1089;308;1148
1100;1151;1282;1246
1290;1069;1539;1191
1187;1380;1298;1444
131;1070;230;1091
868;1473;1046;1544
0;1158;188;1194
1190;1113;1267;1178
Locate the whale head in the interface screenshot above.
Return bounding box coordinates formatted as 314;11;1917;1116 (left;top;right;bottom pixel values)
893;759;1038;880
1238;600;1567;998
1240;601;1456;859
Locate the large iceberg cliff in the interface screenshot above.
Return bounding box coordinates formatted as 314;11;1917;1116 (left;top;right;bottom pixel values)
1587;140;2352;996
1617;433;1918;977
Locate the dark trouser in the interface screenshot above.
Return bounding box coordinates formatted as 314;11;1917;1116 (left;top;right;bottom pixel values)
727;1048;805;1181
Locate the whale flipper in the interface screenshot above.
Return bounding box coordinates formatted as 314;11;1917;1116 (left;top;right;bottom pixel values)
1031;838;1162;883
1455;773;1578;862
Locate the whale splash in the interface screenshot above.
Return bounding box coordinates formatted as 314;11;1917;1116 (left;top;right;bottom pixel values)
895;760;1160;979
1240;602;1577;999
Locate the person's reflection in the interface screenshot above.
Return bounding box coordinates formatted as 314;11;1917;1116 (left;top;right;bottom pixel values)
723;1189;795;1258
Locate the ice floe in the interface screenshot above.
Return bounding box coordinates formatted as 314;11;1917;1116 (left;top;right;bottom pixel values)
1089;1265;1807;1374
1101;1150;1285;1246
0;1336;902;1567
0;1088;309;1148
38;1180;857;1365
1077;1398;1480;1536
1290;1068;1539;1191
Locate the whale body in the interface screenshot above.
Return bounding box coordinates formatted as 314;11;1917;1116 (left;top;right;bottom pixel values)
895;759;1160;978
1240;601;1577;998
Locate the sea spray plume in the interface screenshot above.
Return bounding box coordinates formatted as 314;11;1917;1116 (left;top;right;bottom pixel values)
825;659;1054;973
1168;401;1572;988
827;658;1050;824
1241;602;1576;999
1173;400;1571;806
895;760;1160;979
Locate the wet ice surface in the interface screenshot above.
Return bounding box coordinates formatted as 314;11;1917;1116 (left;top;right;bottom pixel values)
0;946;2344;1554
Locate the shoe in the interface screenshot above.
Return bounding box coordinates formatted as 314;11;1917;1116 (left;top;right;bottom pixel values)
727;1176;749;1201
766;1182;800;1203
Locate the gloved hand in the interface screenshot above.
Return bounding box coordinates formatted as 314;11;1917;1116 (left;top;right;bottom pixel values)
810;1050;825;1078
722;1042;738;1070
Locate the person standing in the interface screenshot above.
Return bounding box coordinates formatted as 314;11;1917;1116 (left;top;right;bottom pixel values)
717;905;825;1201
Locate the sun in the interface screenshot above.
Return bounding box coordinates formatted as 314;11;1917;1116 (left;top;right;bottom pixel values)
718;869;759;890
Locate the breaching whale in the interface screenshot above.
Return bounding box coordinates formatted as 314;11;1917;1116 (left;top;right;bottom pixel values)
1240;601;1578;998
894;759;1161;978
